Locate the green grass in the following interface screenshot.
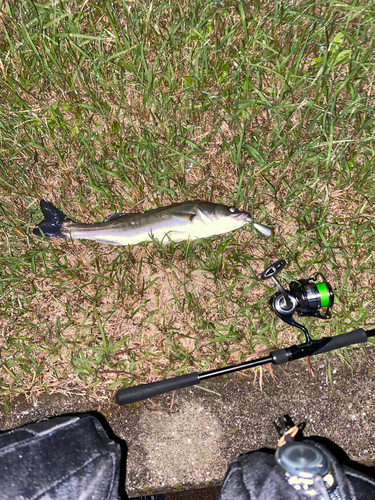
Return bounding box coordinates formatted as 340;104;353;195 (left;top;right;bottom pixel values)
0;0;375;401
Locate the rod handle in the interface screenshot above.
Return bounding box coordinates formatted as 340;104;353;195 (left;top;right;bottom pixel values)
116;372;200;405
272;328;368;365
311;328;368;355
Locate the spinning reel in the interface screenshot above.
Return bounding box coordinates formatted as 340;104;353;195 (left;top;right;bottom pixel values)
261;259;334;343
116;260;374;406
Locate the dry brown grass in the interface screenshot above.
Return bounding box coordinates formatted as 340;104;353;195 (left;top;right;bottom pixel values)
0;0;374;403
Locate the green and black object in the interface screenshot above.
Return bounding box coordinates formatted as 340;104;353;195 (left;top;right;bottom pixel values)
116;260;375;406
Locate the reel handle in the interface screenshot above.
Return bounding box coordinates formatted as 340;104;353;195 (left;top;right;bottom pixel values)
261;260;293;310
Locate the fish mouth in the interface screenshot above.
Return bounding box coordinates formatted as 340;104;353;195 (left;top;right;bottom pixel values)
229;209;250;221
232;211;272;237
234;212;252;223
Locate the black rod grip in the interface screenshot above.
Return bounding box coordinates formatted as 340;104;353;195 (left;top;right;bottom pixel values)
116;372;200;405
310;328;368;356
272;328;369;365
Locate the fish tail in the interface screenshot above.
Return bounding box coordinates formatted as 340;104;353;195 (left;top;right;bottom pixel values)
33;200;69;239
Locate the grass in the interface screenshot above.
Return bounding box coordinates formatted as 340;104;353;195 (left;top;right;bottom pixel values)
0;0;375;403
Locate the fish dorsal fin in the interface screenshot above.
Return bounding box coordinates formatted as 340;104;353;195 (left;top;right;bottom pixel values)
104;212;129;222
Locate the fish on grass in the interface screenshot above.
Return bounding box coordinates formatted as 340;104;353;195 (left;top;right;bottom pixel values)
33;200;272;246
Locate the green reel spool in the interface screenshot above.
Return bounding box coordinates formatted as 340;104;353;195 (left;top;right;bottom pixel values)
290;273;334;318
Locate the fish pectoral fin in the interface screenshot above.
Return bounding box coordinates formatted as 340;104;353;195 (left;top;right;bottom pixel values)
104;212;129;222
171;212;196;223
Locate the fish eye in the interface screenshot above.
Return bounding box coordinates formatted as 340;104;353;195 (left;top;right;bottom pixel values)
229;207;236;213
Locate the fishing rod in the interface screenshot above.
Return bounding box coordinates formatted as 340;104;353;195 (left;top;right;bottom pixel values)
116;260;375;406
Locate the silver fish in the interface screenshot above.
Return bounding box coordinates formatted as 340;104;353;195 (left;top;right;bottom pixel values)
33;200;272;245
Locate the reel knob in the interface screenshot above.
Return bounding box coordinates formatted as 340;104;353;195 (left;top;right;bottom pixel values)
261;259;286;281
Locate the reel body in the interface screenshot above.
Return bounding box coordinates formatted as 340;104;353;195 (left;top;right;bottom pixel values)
261;260;334;343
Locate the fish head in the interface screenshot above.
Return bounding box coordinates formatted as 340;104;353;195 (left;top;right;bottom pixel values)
213;204;252;224
214;204;272;237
